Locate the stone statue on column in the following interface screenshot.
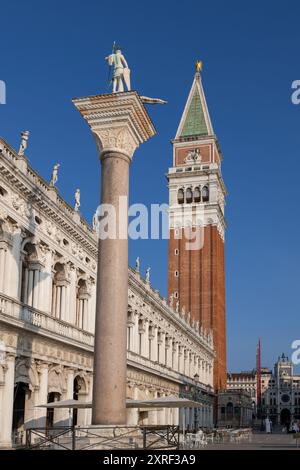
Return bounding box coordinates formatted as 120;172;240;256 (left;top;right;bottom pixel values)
169;293;174;309
74;189;80;211
175;301;179;314
50;163;60;187
105;43;131;93
18;131;29;156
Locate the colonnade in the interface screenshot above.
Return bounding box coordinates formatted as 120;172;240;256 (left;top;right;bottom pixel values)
127;313;213;387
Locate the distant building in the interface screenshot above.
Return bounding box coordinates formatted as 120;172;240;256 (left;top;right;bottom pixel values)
261;354;300;425
217;390;253;427
227;354;300;425
227;371;257;412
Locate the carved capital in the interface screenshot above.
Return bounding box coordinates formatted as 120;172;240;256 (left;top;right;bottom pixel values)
72;91;156;162
94;126;137;160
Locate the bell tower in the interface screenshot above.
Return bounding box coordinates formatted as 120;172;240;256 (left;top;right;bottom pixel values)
167;63;227;390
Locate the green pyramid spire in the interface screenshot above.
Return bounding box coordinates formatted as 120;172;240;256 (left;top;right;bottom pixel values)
176;71;213;139
180;85;208;137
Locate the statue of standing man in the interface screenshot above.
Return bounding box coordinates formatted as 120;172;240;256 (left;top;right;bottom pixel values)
74;188;80;212
50;163;60;187
105;43;131;93
18;130;30;156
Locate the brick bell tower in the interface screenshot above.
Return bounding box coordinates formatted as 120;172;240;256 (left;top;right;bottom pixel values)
167;62;227;390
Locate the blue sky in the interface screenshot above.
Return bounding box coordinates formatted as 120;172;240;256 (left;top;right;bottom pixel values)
1;0;300;373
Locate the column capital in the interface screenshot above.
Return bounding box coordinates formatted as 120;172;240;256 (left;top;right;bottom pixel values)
72;91;156;160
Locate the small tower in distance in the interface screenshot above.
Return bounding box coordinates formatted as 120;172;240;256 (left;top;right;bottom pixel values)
167;62;227;390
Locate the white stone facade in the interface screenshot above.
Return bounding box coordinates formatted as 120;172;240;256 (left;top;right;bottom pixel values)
0;137;215;448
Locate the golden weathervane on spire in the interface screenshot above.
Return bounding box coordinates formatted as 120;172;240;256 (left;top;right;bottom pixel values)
195;60;203;73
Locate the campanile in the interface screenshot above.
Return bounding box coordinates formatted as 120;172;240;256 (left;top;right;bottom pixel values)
167;63;227;390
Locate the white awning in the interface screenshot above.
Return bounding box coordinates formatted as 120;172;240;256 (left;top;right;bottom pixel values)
36;396;203;409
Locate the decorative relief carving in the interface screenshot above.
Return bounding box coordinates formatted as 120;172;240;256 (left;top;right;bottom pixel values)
184;148;201;163
12;194;32;219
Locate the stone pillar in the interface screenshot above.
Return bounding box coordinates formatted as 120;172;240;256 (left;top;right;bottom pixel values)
0;355;15;448
0;247;7;293
36;363;48;428
73;91;155;425
152;326;158;362
68;266;77;325
33;269;40;309
7;226;22;299
64;369;74;426
27;269;34;306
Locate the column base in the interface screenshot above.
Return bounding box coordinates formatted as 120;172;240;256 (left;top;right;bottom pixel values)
0;440;13;450
75;425;142;450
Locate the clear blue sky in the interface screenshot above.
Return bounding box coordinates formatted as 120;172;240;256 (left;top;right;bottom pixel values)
1;0;300;373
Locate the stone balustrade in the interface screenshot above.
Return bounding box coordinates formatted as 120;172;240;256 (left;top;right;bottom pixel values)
0;292;94;347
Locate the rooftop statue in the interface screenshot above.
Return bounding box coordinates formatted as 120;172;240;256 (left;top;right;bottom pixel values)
74;188;80;212
18;131;29;156
135;256;140;273
50;163;60;187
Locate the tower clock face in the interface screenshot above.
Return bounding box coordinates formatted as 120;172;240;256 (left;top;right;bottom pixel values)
281;394;290;403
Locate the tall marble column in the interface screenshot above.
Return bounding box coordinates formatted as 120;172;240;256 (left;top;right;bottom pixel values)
73;92;155;425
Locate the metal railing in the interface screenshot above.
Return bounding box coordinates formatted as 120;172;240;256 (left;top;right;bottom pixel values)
24;425;180;450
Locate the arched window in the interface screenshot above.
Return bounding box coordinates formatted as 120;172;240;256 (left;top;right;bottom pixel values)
186;188;193;203
226;402;233;420
76;279;89;330
194;187;201;203
177;188;184;204
202;185;209;202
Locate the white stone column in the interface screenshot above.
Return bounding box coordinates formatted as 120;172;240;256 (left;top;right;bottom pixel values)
63;369;74;426
159;332;166;365
38;249;52;313
85;376;93;425
174;406;179;426
68;266;77;325
27;269;34;306
0;355;15;448
35;364;48;428
0;247;7;293
143;320;149;358
55;286;61;319
32;269;40;309
60;286;66;322
7;227;22;299
148;390;158;425
152;326;158;362
88;280;96;333
131;313;139;354
126;386;139;425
